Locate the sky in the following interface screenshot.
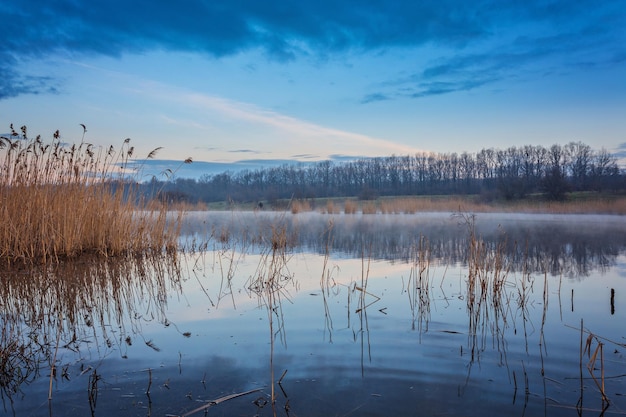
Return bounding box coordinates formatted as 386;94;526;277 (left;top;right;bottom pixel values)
2;0;626;178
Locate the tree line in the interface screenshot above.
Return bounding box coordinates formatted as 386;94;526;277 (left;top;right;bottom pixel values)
143;141;624;204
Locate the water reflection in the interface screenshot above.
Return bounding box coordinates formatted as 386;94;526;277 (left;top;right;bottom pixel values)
1;212;625;416
0;252;182;412
181;211;626;277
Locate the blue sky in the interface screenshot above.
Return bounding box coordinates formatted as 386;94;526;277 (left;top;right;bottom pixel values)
2;0;626;177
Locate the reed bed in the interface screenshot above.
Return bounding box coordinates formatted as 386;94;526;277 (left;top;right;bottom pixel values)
0;125;184;265
379;196;503;214
515;197;626;215
279;195;626;215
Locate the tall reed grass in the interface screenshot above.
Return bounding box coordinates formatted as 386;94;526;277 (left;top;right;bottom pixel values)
0;125;185;265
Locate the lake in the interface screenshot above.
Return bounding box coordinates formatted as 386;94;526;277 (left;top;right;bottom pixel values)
2;211;625;416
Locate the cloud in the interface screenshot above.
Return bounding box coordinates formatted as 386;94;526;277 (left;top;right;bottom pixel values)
180;91;419;156
613;143;626;162
328;154;371;162
360;93;390;104
410;78;495;98
0;1;491;62
0;63;61;99
362;18;626;100
2;0;625;100
229;149;261;154
291;154;319;159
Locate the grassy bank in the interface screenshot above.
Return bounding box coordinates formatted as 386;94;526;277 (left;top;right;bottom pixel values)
0;126;182;265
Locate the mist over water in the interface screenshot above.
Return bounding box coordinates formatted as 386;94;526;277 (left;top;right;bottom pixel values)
181;211;626;275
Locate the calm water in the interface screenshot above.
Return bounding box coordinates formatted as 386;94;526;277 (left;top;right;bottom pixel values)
3;212;626;416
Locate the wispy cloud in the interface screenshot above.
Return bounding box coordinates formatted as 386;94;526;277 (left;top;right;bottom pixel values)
120;76;422;159
229;149;261;154
360;93;390;104
410;78;496;98
182;91;420;156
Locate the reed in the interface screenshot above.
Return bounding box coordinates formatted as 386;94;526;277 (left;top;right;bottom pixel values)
407;235;431;334
584;332;610;407
323;200;339;214
0;125;186;265
245;217;294;412
343;199;358;214
456;212;513;364
290;199;311;214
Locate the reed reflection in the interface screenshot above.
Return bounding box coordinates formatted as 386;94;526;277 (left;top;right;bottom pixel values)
0;252;182;411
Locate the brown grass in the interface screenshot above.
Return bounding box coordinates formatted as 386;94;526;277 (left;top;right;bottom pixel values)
0;125;184;265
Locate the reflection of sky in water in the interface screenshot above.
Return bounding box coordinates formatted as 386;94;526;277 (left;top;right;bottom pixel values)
8;215;626;416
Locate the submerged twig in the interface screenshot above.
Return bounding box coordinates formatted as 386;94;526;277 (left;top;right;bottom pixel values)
178;388;263;417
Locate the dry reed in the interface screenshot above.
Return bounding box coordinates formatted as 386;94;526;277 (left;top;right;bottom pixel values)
0;125;187;265
343;199;358;214
289;195;626;215
361;202;378;214
266;194;626;215
456;212;512;364
323;200;339;214
407;235;431;334
245;218;294;412
290;199;311;214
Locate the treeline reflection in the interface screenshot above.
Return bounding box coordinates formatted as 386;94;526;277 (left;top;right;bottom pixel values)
182;212;626;277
